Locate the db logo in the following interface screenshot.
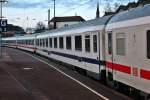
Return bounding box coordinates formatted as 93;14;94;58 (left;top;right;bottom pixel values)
132;67;139;77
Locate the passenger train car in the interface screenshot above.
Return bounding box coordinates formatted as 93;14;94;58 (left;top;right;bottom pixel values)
2;4;150;99
105;4;150;99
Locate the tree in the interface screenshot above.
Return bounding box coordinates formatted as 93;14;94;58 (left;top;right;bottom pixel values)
7;24;24;32
104;2;112;12
35;21;46;33
113;2;120;12
2;24;25;37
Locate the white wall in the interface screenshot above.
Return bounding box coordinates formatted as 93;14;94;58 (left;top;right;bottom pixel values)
49;21;82;29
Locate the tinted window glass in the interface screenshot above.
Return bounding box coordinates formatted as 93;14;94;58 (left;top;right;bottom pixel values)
54;37;57;48
108;32;112;55
116;33;125;55
46;38;48;47
49;38;52;48
59;37;64;49
66;36;71;50
93;35;97;53
85;35;90;52
147;30;150;59
75;36;82;51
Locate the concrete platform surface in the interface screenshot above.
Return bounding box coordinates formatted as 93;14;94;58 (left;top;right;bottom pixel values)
0;47;132;100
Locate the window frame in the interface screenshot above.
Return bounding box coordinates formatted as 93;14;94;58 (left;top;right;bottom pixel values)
49;38;52;48
66;36;72;50
85;35;90;52
59;37;64;49
75;35;82;51
46;38;48;47
116;32;126;56
93;34;98;53
54;37;57;48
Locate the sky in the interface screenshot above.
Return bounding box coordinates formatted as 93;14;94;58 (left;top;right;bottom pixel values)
3;0;137;29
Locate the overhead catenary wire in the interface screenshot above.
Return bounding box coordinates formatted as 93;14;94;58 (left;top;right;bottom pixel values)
58;0;93;16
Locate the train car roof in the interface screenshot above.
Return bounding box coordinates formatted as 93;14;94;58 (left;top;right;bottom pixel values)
108;4;150;24
2;36;17;40
3;15;111;40
17;34;36;40
37;15;112;38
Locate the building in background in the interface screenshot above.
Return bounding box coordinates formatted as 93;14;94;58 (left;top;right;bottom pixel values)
48;16;85;29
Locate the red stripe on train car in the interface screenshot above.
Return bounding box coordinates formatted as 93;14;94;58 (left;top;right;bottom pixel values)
106;61;113;69
140;69;150;80
106;61;131;74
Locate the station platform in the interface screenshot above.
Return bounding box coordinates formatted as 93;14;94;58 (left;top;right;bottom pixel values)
0;47;132;100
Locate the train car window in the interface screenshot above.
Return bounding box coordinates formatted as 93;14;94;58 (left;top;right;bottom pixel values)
59;37;64;49
46;38;48;47
93;35;97;53
29;40;31;45
108;32;112;55
40;39;42;47
43;39;45;47
30;40;32;45
23;40;26;45
31;40;32;45
66;36;72;50
37;39;39;46
32;40;34;45
27;40;29;45
75;35;82;51
116;33;125;55
36;39;37;46
33;40;35;45
85;35;90;52
54;37;57;48
147;30;150;59
28;40;30;45
38;39;40;46
49;38;52;48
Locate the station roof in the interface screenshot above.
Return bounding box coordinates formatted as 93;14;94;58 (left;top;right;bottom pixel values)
49;16;85;22
108;3;150;24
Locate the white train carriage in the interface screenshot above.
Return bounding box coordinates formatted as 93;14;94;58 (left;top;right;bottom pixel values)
105;4;150;98
2;37;17;48
3;35;36;52
36;16;111;80
16;35;36;52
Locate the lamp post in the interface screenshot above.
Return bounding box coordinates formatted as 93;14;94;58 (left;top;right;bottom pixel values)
53;0;56;29
0;0;8;19
0;0;7;58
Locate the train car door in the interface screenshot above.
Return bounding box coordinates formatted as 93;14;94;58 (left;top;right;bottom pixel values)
106;31;114;85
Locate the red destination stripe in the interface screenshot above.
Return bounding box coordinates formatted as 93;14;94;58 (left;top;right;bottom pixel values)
106;61;131;74
140;69;150;80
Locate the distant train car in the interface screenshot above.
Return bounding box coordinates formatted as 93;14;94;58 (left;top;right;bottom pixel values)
105;4;150;99
17;35;36;52
2;34;36;52
2;36;17;48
